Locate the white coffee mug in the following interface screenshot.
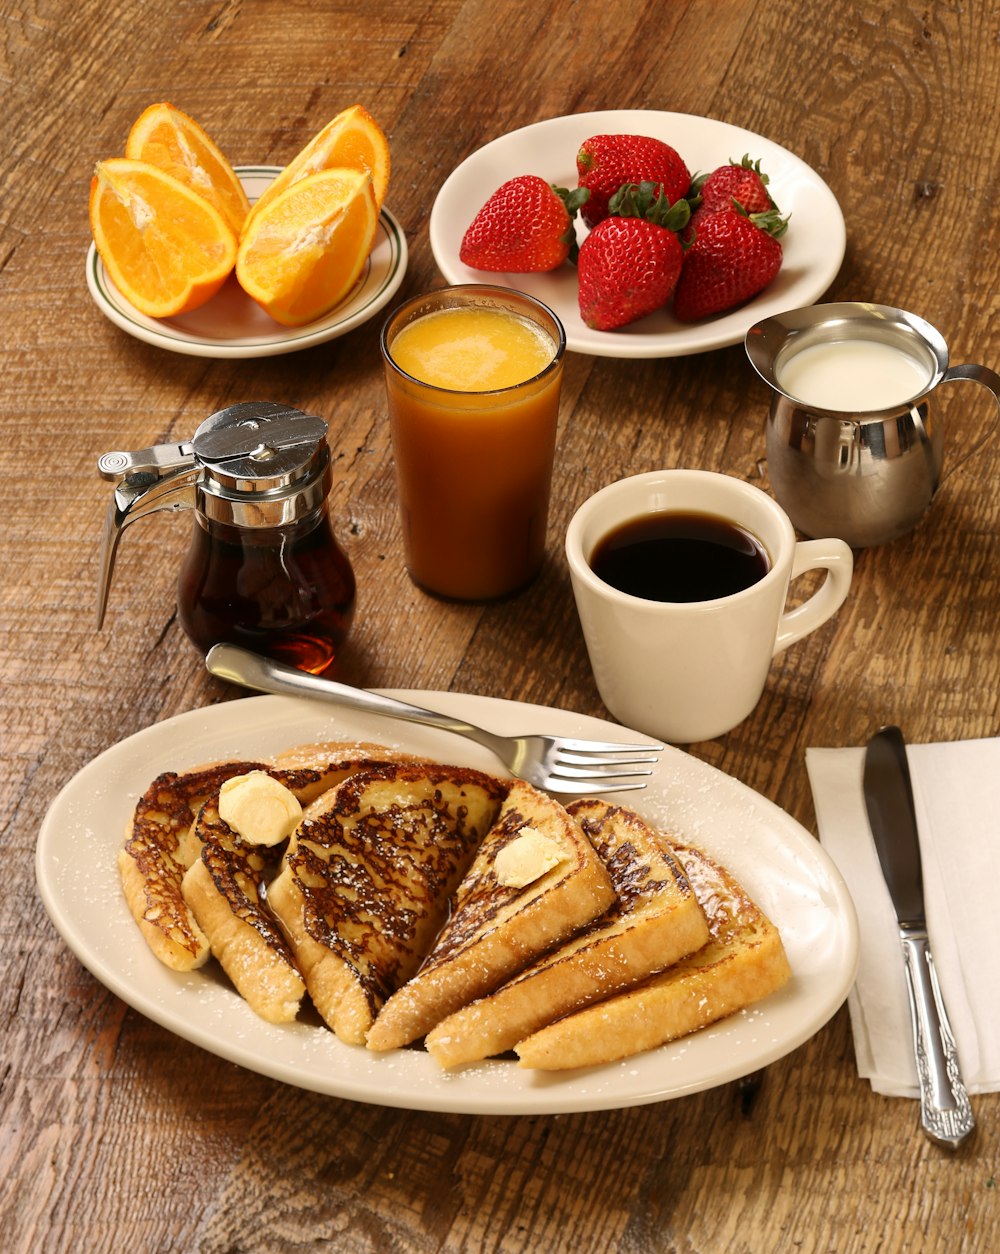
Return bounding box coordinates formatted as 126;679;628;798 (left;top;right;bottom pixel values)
565;469;854;743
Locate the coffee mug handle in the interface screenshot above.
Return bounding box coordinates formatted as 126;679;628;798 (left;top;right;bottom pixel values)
773;539;854;655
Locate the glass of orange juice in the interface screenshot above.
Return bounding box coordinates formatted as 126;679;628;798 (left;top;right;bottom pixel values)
380;284;566;600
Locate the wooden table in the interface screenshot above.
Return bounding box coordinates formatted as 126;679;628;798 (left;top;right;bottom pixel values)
4;1;997;1249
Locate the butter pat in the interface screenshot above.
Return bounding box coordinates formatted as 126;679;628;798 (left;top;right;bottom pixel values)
218;771;302;845
494;827;566;889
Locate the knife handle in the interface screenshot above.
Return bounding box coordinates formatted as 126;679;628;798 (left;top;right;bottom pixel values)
901;933;975;1149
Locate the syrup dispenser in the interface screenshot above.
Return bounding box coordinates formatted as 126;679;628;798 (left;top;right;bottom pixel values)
97;401;356;676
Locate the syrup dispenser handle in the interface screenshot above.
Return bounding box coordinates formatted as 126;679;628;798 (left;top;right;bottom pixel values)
98;442;194;481
95;453;200;629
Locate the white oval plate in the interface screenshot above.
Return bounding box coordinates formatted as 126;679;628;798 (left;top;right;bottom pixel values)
430;110;846;358
36;692;857;1115
86;166;408;358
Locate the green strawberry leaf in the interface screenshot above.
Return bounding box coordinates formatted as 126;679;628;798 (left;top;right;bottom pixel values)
731;153;769;183
551;184;590;215
551;183;590;263
608;181;691;233
747;206;789;238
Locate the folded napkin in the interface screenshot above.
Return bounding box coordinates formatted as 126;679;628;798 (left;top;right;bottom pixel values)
806;737;1000;1097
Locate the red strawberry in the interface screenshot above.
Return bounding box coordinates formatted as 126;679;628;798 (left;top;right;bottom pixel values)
576;134;690;229
459;175;588;272
578;182;689;331
683;155;776;243
673;207;786;322
696;154;775;215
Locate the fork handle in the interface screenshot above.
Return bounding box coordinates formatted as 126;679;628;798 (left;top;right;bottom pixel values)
205;643;503;753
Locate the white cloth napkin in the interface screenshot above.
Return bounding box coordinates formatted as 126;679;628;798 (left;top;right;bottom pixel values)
806;737;1000;1097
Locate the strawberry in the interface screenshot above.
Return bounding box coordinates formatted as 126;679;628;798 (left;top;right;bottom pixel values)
577;182;689;331
683;155;776;244
673;206;786;322
694;154;775;215
459;175;588;272
576;134;690;229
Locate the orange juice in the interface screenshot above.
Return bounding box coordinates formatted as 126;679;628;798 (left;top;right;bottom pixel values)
381;286;565;600
390;306;556;390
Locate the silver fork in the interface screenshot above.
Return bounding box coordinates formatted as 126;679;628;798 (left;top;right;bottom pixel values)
205;643;662;793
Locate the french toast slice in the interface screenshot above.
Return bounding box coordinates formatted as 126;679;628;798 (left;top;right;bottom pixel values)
121;741;414;975
366;780;617;1052
265;763;508;1045
118;759;273;972
182;774;306;1024
513;842;791;1070
182;745;431;1021
424;799;710;1067
272;739;425;786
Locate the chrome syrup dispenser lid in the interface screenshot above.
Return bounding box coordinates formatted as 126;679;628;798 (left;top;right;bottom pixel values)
96;401;332;627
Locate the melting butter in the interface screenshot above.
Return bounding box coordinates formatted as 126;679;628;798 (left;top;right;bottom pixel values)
494;826;566;889
218;771;302;845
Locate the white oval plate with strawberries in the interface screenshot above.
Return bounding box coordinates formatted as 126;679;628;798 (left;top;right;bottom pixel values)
430;110;845;357
86;166;408;359
37;691;858;1116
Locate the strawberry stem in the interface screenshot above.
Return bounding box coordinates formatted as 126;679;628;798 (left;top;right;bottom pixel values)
608;181;691;233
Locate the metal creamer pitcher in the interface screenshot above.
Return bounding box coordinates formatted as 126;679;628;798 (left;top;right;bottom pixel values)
97;401;356;676
745;303;1000;547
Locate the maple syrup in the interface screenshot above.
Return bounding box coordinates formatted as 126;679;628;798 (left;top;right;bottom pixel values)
97;402;357;677
178;504;355;677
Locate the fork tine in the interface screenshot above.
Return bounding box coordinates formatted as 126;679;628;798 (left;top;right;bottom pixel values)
549;763;656;781
543;777;650;795
555;749;661;767
550;737;664;754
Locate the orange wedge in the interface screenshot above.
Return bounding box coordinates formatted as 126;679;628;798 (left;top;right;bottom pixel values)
125;101;251;235
236;167;378;326
90;158;238;317
245;104;390;231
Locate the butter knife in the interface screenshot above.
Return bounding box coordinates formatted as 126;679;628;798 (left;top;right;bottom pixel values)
862;725;975;1149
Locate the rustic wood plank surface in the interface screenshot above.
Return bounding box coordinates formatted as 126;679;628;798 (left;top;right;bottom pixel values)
2;1;998;1250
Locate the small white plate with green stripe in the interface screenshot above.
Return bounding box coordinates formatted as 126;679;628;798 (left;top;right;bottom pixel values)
86;165;407;358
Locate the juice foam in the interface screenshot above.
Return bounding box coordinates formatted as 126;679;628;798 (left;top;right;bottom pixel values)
390;305;555;392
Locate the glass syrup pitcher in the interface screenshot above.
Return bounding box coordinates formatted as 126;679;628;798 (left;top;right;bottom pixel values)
96;401;356;676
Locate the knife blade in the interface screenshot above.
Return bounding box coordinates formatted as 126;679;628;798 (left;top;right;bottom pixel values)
862;725;975;1149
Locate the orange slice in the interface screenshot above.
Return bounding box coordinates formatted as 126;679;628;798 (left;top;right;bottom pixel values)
89;158;238;317
236;167;378;326
246;105;390;231
125;101;251;236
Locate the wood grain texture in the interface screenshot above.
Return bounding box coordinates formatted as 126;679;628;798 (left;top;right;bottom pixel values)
3;1;998;1250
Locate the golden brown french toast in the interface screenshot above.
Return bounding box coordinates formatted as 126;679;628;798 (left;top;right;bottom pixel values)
118;759;273;972
513;842;791;1070
424;799;710;1067
366;780;617;1052
182;775;306;1024
120;741;417;975
273;739;425;787
266;763;508;1045
179;743;433;1021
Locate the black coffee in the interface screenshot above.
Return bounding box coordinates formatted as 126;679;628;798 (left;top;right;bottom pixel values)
590;510;770;602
